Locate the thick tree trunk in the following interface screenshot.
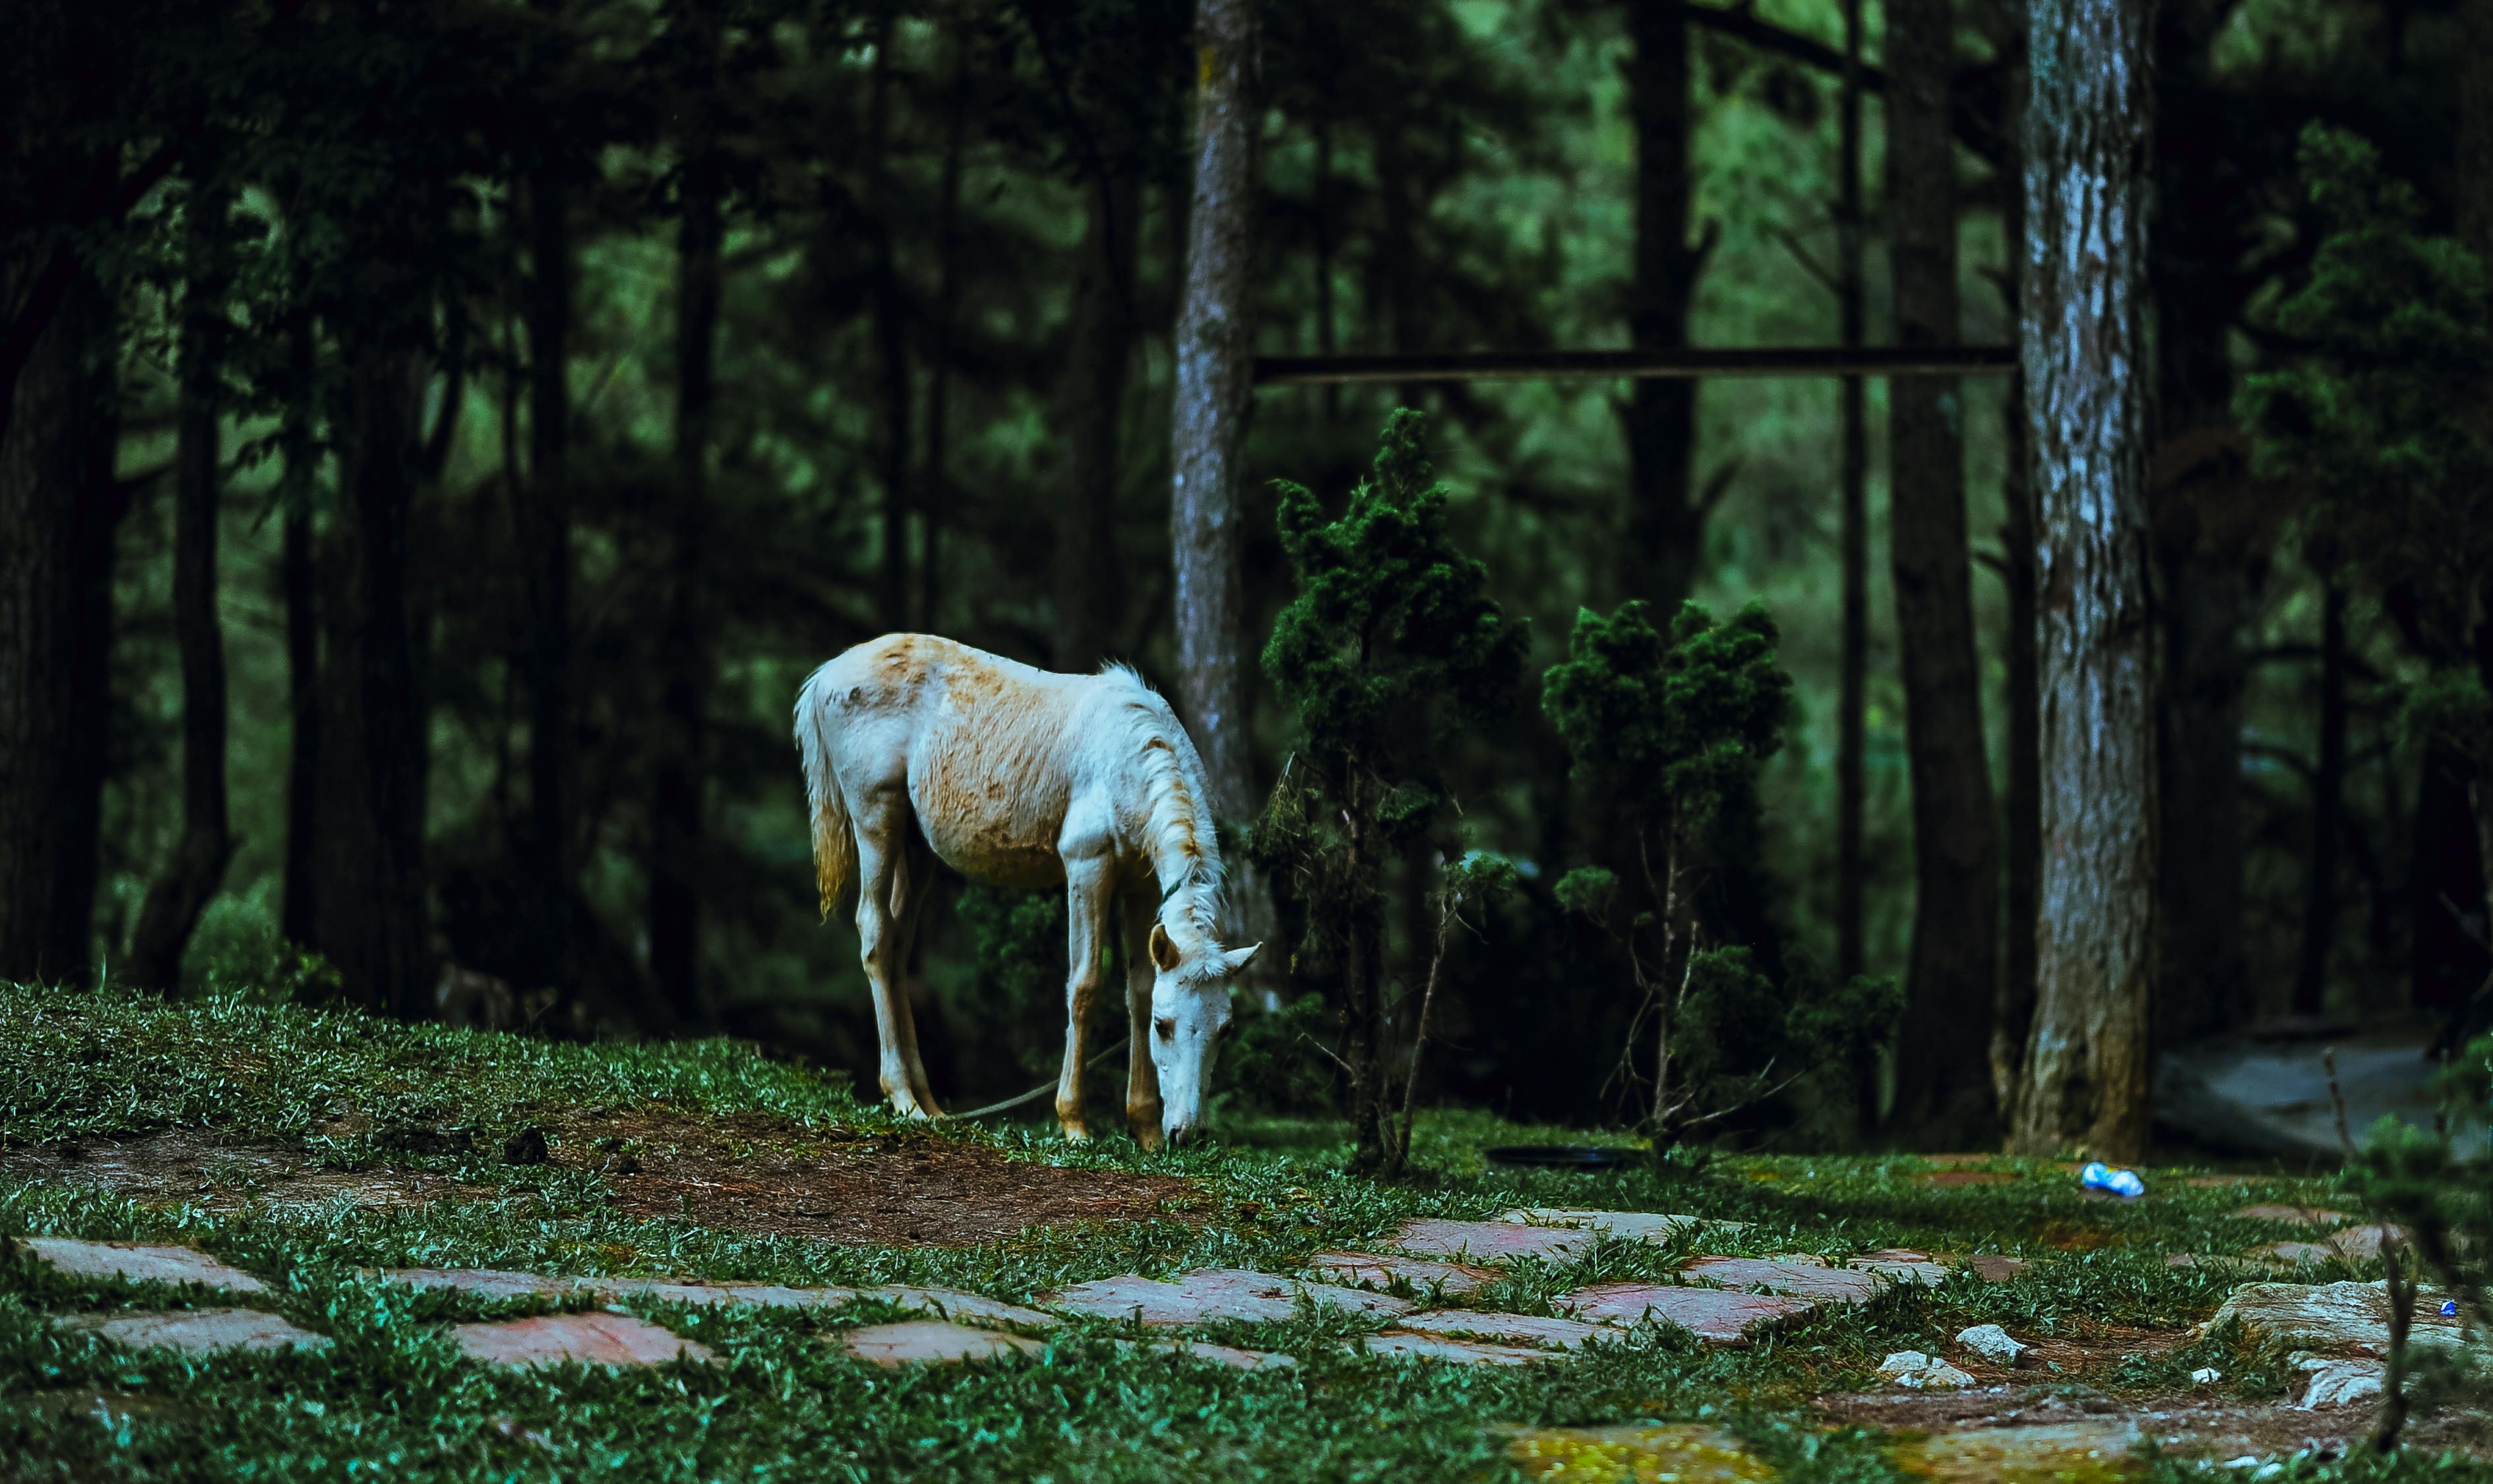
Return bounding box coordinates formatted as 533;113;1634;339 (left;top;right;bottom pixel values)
1992;0;2043;1114
313;352;431;1016
1886;0;2002;1139
521;154;575;995
280;301;320;947
1834;0;1868;986
651;132;720;1032
1055;158;1140;672
1620;1;1703;617
2008;0;2157;1161
1169;0;1281;990
2293;579;2346;1015
0;274;104;983
131;186;238;989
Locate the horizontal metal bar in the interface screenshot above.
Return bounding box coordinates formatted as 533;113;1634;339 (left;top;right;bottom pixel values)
1252;344;2018;385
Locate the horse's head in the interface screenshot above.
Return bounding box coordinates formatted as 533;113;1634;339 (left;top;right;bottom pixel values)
1145;921;1259;1146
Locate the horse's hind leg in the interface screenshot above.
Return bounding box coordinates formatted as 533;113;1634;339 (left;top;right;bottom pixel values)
890;824;944;1115
1053;852;1119;1142
851;786;940;1119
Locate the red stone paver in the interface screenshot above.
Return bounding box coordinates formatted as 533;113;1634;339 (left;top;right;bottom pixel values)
1392;1218;1597;1264
1553;1282;1816;1344
449;1312;715;1368
1305;1251;1500;1298
1955;1254;2031;1283
1362;1330;1554;1365
1854;1249;1948;1285
1390;1309;1608;1349
61;1309;328;1355
20;1239;268;1295
843;1320;1042;1367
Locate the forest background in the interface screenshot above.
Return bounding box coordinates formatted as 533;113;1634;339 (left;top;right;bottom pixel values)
3;0;2485;1154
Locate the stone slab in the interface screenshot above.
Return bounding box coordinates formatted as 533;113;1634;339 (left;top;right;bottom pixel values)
2246;1224;2408;1266
2234;1204;2352;1226
61;1309;328;1356
2205;1280;2468;1357
1392;1218;1596;1265
1553;1282;1816;1344
450;1312;716;1368
1500;1208;1748;1241
1390;1309;1607;1349
21;1239;267;1295
1680;1256;1887;1303
1119;1338;1297;1370
1958;1254;2032;1283
1046;1268;1407;1326
863;1285;1059;1329
382;1268;600;1302
1508;1423;1773;1483
1362;1330;1554;1365
844;1320;1042;1367
1305;1251;1500;1298
1855;1249;1948;1285
2294;1354;2387;1409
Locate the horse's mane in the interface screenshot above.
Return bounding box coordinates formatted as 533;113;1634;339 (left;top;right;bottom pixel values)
1097;663;1226;959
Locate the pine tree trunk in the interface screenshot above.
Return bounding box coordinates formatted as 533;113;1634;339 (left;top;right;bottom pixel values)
1620;0;1702;617
314;351;431;1016
131;185;238;989
2293;579;2346;1015
652;119;720;1032
1056;157;1140;672
522;149;576;995
1886;0;2001;1138
1170;0;1282;989
0;272;102;983
2008;0;2157;1161
280;298;320;948
1993;0;2043;1113
1834;0;1868;987
57;348;117;977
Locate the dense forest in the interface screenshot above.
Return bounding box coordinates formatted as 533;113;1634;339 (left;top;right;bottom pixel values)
4;0;2489;1161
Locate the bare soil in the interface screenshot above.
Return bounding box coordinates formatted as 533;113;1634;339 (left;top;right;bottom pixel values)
0;1130;491;1212
1818;1381;2492;1464
541;1107;1205;1247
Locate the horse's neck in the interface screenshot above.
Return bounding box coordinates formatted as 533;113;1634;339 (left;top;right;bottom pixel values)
1129;724;1219;917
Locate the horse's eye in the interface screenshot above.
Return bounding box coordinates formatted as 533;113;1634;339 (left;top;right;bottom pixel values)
1154;1018;1176;1041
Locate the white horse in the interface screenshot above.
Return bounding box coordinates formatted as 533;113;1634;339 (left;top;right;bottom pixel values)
793;633;1260;1147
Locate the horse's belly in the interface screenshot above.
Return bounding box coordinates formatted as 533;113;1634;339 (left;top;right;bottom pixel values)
910;773;1066;890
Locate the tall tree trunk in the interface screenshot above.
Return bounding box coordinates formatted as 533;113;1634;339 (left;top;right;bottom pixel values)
1993;0;2041;1107
522;144;575;995
1619;1;1705;617
1886;0;2002;1139
2459;0;2493;993
1056;156;1140;671
1169;0;1281;990
920;18;969;633
868;13;910;633
58;335;119;977
280;287;320;947
131;184;238;988
652;106;721;1032
0;272;106;984
2293;578;2346;1015
2007;0;2157;1161
2150;0;2254;1050
1834;0;1868;987
314;351;430;1016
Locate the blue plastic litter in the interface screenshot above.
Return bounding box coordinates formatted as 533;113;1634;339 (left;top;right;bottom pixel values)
2079;1161;2146;1199
2444;1299;2461;1317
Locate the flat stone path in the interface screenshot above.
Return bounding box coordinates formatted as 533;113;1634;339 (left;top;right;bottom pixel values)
1305;1251;1499;1298
452;1312;716;1367
1047;1267;1409;1326
1361;1330;1553;1365
1386;1309;1606;1349
1681;1251;1940;1304
60;1309;328;1356
379;1268;1053;1326
20;1239;268;1295
1554;1282;1817;1344
844;1320;1042;1367
1120;1337;1297;1370
2208;1280;2468;1357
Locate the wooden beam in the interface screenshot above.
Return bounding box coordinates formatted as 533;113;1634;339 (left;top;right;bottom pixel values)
1253;344;2018;386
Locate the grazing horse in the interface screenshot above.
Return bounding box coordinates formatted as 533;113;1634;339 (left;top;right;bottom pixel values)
794;634;1260;1147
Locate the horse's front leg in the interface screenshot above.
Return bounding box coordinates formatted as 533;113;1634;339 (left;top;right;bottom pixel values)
1054;853;1117;1142
853;789;939;1119
1121;892;1164;1148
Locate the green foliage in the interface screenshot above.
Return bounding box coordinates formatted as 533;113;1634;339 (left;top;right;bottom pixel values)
1542;598;1793;834
956;884;1071;1078
2238;123;2493;662
177;882;342;1006
1552;865;1621;925
2400;673;2493;767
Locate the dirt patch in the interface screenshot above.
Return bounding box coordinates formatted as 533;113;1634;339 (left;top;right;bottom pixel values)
0;1130;490;1213
544;1108;1204;1247
1921;1171;2019;1187
1817;1380;2492;1464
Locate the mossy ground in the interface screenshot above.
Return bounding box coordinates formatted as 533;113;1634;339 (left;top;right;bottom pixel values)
1;983;2482;1483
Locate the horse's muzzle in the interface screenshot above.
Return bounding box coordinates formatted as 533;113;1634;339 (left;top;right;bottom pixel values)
1163;1119;1204;1148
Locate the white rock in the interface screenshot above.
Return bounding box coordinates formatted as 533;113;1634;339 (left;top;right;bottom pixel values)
1878;1349;1934;1375
2293;1355;2385;1409
1878;1349;1977;1390
1955;1323;2026;1367
2191;1367;2222;1385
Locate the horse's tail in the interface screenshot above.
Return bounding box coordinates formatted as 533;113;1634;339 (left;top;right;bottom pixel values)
793;665;855;921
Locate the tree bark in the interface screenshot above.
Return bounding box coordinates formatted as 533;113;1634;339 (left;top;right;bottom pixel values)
2293;578;2346;1016
1620;0;1705;617
1886;0;2002;1139
2008;0;2157;1161
1055;156;1140;672
0;272;106;984
652;104;721;1032
521;145;575;995
1834;0;1868;987
1169;0;1282;989
131;183;238;989
313;351;431;1016
1994;0;2041;1107
279;292;320;948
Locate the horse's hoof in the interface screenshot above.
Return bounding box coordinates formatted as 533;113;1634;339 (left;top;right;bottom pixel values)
1059;1123;1092;1144
890;1094;931;1120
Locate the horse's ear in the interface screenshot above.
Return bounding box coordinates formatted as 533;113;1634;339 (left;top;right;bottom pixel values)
1222;942;1262;975
1149;922;1181;972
